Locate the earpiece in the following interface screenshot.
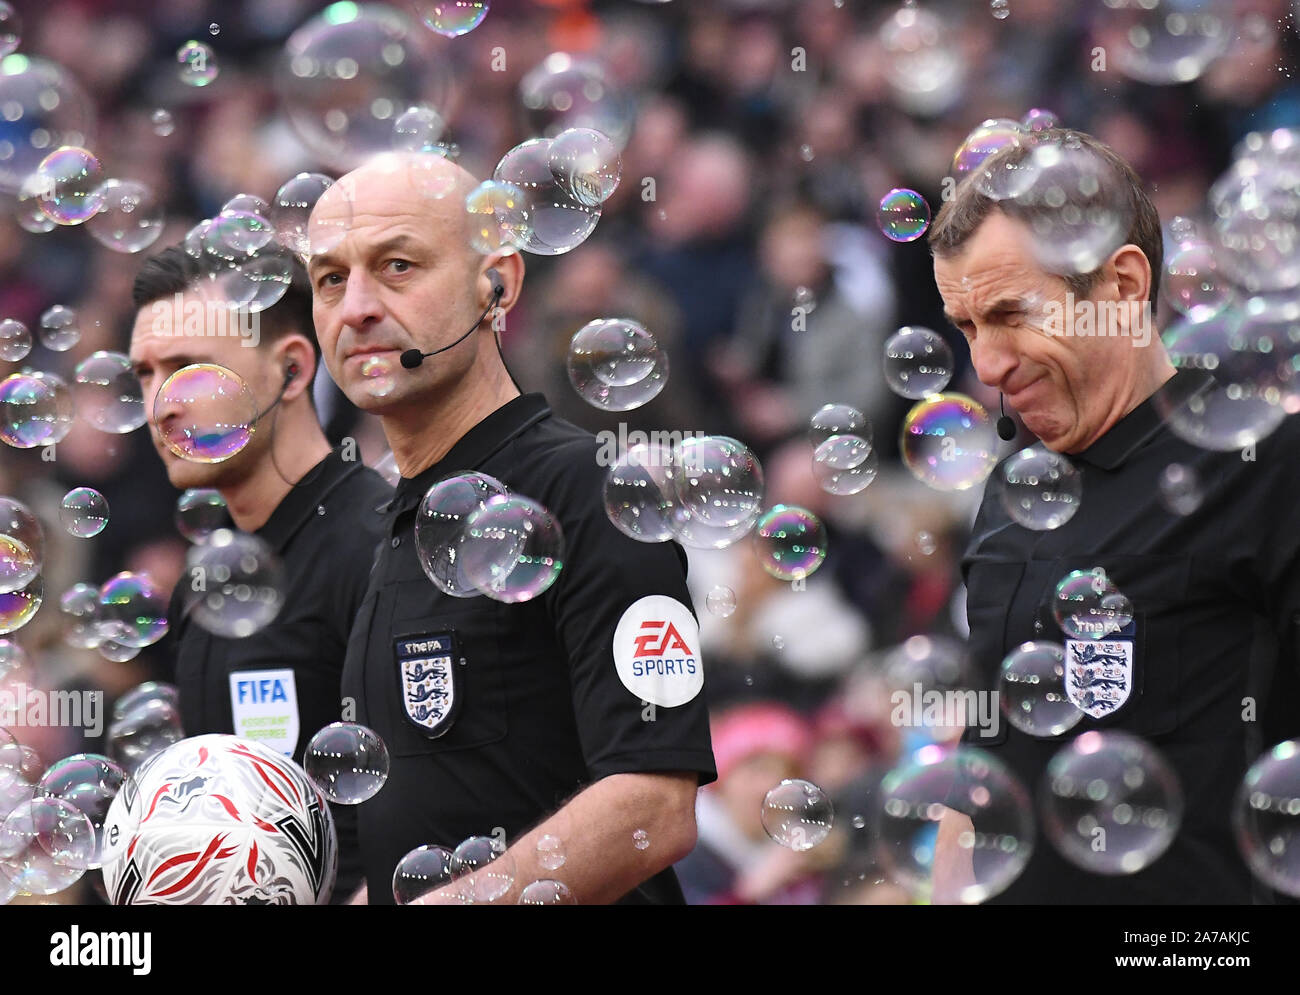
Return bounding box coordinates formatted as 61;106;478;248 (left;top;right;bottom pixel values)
486;267;504;299
284;364;300;386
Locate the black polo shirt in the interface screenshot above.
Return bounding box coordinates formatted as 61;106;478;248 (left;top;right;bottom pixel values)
165;446;391;901
962;369;1300;903
341;393;717;905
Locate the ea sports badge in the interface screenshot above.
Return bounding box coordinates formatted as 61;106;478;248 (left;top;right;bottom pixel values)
613;595;704;707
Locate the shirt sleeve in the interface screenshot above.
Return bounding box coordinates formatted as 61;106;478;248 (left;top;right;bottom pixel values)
532;437;718;786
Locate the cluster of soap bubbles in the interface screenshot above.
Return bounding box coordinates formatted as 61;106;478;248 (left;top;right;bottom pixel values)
1051;567;1133;640
567;318;666;411
603;435;765;551
809;403;877;496
414;472;564;603
53;571;170;663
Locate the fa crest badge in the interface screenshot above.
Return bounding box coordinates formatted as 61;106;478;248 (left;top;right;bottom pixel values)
394;631;461;738
1064;638;1133;719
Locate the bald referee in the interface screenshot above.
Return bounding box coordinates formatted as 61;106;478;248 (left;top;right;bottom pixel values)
308;153;716;905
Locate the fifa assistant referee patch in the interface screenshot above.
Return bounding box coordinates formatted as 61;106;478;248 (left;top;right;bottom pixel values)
613;595;704;707
395;630;462;738
1064;620;1135;720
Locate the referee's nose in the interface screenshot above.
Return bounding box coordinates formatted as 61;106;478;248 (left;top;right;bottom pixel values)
338;270;385;332
969;329;1020;395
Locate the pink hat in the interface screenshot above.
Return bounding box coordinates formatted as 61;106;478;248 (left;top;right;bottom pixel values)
711;703;813;781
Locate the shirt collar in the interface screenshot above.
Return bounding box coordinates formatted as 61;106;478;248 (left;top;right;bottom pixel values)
391;393;552;512
256;445;363;552
1070;368;1215;471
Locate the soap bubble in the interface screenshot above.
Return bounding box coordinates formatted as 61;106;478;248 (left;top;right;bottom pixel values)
884;326;954;399
33;146;103;226
0;574;40;635
1234;738;1300;898
549;127;621;207
998;445;1082;530
812;435;878;496
183;529;284;638
85;179;164;254
450;835;516;903
494;138;600;255
0;371;74;449
518;879;575;904
877;188;930;242
519;52;633;150
998;641;1083;738
96;572;168;648
901;393;998;492
153;364;257;464
177;40;218;87
60;583;101;649
73;351;146;433
1103;0;1232;86
465;179;531;255
59;487;109;539
1158;463;1203;516
1051;568;1133;640
1040;731;1183;875
808;404;870;447
566;318;667;411
602;444;679;543
106;700;184;774
459;494;564;603
304;722;390;805
36;754;131;870
706;586;736;618
0;497;43;593
752;505;827;581
0;55;96;197
406;0;490;37
174;489;230;543
38;305;81;352
761;778;833;851
0;320;31;362
271;172;348;259
392;844;454;904
666;436;765;550
414;471;509;597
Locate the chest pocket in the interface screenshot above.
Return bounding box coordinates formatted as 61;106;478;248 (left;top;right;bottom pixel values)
1036;554;1191;739
378;580;509;758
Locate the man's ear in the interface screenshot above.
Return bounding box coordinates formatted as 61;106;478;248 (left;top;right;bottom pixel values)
277;336;317;401
484;252;525;313
1110;243;1152;305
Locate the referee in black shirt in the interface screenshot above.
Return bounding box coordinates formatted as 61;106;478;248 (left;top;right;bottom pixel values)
129;249;391;901
927;131;1300;904
308;153;716;905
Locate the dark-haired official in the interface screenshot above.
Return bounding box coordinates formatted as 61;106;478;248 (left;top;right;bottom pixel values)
929;131;1300;904
129;248;391;903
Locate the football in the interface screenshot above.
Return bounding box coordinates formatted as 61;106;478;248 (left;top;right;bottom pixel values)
100;734;337;905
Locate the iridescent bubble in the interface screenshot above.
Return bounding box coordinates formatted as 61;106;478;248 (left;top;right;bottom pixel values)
391;104;447;154
411;0;489;37
1040;731;1183;875
1104;0;1231;85
202;209;275;260
38;305;80;352
222;193;270;218
0;55;96;197
85;179;164;254
1212;140;1300;293
1163;241;1232;322
884;326;954;399
566;318;667;411
106;699;184;774
276;5;447;171
1234;738;1300;898
59;583;101;649
901;393;998;492
808;403;870;447
465;179;531;255
15;172;55;234
705;586;736;618
519;52;633;149
150;109;174;137
0;371;74;448
998;445;1082;530
518;879;575;905
1158;463;1203;516
951;118;1022;177
877;188;930;243
495;138;600;255
183;529;284;638
414;471;509;597
177;40;218;87
1154;310;1288;450
460;494;564;603
761;778;833;851
36;754;131;870
990;0;1010;19
451;835;516;903
96;572;168;648
33;145;103;225
875;744;1034;904
393;844;454;904
535;833;565;871
0;4;19;58
0;320;30;362
812;434;878;496
0;796;93;893
271;172;348;258
549;127;621;208
360;355;396;399
753;505;827;582
666;435;765;550
111;681;180;722
73;351;145;433
998;641;1083;738
304;722;390;805
0;765;33;826
883;635;972;711
59;487;108;539
174;488;230;543
153;363;257;463
602;443;678;543
1021;107;1059;133
1051;568;1133;640
0;497;42;593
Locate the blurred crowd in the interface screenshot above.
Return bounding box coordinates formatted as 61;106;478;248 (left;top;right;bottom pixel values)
1;0;1296;903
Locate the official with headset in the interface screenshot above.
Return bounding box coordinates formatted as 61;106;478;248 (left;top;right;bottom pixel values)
129;248;392;901
308;153;716;905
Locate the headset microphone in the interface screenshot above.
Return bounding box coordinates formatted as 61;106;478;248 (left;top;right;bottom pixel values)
250;364;299;425
996;393;1017;442
400;268;505;370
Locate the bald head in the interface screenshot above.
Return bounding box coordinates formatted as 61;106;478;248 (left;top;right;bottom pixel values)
306;151;525;422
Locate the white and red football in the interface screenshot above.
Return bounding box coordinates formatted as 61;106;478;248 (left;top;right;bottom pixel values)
100;734;337;905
